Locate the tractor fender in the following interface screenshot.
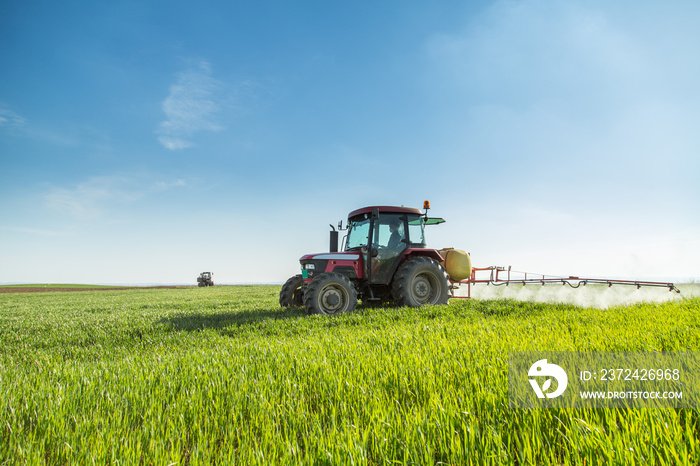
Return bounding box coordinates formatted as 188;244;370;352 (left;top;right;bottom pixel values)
401;249;444;264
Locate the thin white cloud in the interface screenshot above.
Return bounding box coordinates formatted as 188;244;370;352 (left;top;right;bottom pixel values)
0;226;71;237
0;104;26;130
424;0;700;176
153;179;187;191
46;176;137;218
0;102;114;150
157;59;222;150
426;1;646;109
45;175;187;218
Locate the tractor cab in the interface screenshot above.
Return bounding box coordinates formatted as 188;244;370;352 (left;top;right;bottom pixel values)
344;206;438;284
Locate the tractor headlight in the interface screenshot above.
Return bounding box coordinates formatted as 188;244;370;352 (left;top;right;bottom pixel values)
305;264;315;270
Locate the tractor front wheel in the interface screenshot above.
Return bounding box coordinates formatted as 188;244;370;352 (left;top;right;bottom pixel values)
391;256;450;307
280;275;305;307
304;273;357;316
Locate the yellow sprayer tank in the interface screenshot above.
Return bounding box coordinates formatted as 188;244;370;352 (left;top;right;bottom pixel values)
438;248;472;281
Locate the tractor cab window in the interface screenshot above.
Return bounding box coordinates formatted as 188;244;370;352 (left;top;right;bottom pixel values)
407;216;426;247
374;214;406;250
345;217;370;250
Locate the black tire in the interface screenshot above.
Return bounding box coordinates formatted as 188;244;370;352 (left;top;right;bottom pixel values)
280;275;305;307
391;256;450;307
304;273;357;315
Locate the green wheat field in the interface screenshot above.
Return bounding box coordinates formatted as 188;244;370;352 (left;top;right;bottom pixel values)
1;285;698;464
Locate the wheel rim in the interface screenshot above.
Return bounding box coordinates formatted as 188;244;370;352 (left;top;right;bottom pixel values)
318;284;349;314
411;272;439;304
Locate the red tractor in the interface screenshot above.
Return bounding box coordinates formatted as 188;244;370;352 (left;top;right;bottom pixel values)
281;202;680;314
280;202;456;315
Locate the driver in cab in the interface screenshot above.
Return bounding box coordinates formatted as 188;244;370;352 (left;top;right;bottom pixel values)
386;219;403;250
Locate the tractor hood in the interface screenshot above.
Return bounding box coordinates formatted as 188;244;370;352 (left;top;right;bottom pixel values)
300;252;361;261
299;252;363;282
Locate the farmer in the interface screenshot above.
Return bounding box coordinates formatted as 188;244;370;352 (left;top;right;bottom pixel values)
387;218;403;249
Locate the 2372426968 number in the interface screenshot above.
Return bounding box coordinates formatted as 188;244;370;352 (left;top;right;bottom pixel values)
600;368;680;381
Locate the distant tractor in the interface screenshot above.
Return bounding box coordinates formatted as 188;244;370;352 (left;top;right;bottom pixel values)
280;202;470;315
197;272;214;287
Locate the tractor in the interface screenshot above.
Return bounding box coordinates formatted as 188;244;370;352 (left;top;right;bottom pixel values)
281;202;680;315
280;202;468;315
197;272;214;287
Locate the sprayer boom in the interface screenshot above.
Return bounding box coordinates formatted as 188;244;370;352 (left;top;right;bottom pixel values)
450;266;680;298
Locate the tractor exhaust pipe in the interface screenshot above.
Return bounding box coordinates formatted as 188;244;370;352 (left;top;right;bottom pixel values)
329;225;338;252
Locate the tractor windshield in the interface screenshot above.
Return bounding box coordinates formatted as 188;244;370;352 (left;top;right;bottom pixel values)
345;217;370;250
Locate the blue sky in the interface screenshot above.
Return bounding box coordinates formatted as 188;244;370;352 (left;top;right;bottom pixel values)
1;0;698;285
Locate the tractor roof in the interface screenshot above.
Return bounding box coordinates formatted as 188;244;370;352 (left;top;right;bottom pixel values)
348;206;423;218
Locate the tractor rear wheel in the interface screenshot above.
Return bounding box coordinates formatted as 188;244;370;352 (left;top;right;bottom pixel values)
280;275;305;307
304;272;357;315
391;256;450;307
